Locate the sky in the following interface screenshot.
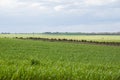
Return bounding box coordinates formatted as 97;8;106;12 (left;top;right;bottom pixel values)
0;0;120;33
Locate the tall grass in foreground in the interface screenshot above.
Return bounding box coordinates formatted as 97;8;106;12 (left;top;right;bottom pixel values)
0;38;120;80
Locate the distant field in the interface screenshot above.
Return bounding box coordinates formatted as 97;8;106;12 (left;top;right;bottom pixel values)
0;34;120;42
0;38;120;80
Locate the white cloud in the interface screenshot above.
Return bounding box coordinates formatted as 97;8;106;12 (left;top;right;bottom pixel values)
54;5;65;11
0;0;18;8
0;0;120;17
30;3;41;8
48;0;61;3
85;0;117;6
28;3;48;11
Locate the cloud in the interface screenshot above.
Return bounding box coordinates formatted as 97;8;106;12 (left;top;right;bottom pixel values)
84;0;118;6
0;0;18;8
0;0;120;15
0;0;120;17
28;3;49;12
48;0;62;3
0;0;120;33
54;5;65;11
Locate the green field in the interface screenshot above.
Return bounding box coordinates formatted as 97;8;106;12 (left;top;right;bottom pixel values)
0;34;120;42
0;38;120;80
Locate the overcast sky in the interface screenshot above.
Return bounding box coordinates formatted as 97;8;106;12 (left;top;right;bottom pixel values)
0;0;120;33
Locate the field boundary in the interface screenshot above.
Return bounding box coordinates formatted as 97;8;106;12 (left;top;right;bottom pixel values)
14;37;120;46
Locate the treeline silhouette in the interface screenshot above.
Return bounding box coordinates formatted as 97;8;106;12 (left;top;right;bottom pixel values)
1;32;120;35
43;32;120;35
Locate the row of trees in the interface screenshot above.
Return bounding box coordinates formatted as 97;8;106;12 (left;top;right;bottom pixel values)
1;32;120;35
43;32;120;35
16;37;120;46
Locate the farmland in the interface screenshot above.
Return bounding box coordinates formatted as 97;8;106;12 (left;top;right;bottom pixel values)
0;34;120;42
0;34;120;80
